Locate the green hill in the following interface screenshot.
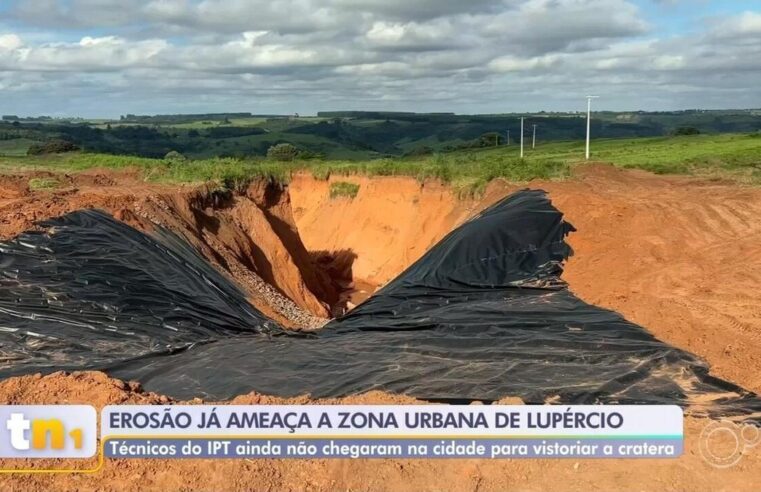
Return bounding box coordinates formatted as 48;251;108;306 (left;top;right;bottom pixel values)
1;110;759;161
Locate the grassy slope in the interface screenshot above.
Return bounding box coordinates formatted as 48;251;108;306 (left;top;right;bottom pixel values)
1;133;759;194
306;133;761;193
487;133;761;174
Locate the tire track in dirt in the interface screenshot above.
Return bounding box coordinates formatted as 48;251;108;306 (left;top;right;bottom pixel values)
544;166;761;394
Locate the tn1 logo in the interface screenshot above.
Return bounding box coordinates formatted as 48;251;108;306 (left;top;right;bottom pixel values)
6;413;84;450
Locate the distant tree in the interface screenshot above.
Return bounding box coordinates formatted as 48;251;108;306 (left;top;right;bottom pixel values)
672;126;701;136
164;150;187;161
27;139;79;155
297;149;325;160
478;132;501;147
267;143;299;161
405;145;434;157
188;129;200;138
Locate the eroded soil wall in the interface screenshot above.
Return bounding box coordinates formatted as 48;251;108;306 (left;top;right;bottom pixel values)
0;173;335;325
289;167;761;394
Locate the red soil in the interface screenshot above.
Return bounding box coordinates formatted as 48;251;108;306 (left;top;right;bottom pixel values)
0;170;335;324
289;167;761;394
1;164;760;490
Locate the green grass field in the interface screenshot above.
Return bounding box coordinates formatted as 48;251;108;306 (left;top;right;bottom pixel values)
0;138;38;156
1;133;759;195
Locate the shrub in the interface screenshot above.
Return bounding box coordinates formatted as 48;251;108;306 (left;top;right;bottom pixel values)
404;145;434;157
27;139;79;155
297;149;325;160
28;178;61;190
672;127;701;136
267;143;299;161
164;150;187;161
329;181;360;199
478;133;502;147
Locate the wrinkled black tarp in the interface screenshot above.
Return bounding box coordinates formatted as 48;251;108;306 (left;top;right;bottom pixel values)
0;190;759;419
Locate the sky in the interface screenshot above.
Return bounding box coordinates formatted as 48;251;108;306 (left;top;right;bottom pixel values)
0;0;760;117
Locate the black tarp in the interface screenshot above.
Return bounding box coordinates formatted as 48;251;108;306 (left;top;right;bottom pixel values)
0;190;759;419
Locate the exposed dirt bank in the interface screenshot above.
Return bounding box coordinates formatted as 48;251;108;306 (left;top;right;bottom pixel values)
0;170;333;327
0;371;758;492
2;166;759;390
290;174;479;289
1;165;760;490
290;167;761;393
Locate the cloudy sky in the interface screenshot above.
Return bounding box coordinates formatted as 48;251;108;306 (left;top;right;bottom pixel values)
0;0;760;117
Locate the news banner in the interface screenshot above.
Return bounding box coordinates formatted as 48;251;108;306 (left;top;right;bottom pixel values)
0;405;683;461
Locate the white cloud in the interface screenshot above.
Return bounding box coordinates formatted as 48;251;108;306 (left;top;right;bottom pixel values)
716;11;761;36
488;54;562;72
0;34;23;50
364;19;463;51
0;36;168;71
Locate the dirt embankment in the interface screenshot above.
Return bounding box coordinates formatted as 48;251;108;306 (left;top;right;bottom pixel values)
290;168;761;394
0;171;336;327
290;174;479;288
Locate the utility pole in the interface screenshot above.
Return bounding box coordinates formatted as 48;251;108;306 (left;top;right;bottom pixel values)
586;96;599;160
520;118;524;158
532;124;537;149
507;129;510;146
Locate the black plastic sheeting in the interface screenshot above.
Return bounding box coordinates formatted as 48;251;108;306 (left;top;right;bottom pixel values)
1;190;759;419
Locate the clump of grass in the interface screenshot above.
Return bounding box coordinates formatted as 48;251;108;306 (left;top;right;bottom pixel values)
329;181;360;199
451;176;487;199
28;177;60;190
